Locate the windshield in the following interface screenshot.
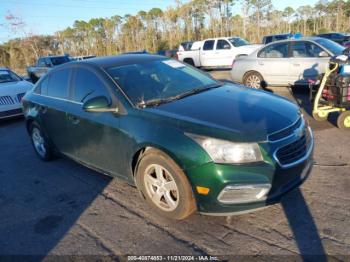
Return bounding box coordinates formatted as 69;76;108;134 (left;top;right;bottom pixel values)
314;38;345;55
0;70;22;83
228;37;249;47
51;56;70;66
107;59;219;106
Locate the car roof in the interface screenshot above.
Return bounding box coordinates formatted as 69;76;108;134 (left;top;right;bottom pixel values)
265;36;324;44
77;54;166;68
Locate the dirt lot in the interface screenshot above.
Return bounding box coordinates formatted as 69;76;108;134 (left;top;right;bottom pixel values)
0;70;349;261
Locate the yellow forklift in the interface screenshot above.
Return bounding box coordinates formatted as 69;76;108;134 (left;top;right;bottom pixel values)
311;58;350;130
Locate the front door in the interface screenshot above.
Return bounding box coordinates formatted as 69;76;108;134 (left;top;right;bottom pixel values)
289;41;330;85
215;39;234;67
67;66;124;177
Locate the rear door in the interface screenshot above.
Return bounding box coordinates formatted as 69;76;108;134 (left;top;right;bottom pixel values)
40;67;72;154
200;40;216;67
256;42;291;86
289;41;330;85
67;66;124;176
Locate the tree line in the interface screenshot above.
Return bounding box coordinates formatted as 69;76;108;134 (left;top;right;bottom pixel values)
1;0;350;73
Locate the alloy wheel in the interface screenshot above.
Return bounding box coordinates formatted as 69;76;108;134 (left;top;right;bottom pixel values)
143;164;179;212
246;74;261;89
32;127;47;158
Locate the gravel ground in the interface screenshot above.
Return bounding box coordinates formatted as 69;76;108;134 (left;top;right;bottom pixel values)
0;70;349;261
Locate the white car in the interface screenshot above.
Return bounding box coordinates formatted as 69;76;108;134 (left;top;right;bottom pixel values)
177;37;261;69
0;68;33;119
230;37;345;88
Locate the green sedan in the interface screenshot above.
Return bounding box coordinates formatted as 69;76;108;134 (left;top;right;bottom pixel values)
22;55;314;219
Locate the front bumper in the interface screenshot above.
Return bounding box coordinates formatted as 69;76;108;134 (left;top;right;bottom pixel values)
0;107;23;119
186;124;314;215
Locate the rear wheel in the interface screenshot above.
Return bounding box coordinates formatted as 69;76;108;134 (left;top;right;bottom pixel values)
243;71;263;89
30;123;53;161
135;149;196;220
183;58;195;66
337;111;350;130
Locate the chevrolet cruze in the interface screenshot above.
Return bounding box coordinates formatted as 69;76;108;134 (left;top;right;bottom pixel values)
23;55;314;219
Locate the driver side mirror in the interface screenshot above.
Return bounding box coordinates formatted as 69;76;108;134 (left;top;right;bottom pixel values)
83;96;116;113
318;51;329;57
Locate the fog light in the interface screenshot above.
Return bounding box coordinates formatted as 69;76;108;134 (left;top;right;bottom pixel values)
217;184;271;204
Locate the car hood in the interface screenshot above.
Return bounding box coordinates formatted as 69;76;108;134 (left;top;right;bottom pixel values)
236;44;262;54
0;80;33;96
145;84;300;142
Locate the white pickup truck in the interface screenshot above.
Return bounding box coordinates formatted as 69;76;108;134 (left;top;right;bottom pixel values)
177;37;261;69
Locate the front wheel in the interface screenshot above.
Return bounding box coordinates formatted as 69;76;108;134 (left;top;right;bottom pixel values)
135;149;196;220
337;111;350;130
243;72;263;89
312;111;328;122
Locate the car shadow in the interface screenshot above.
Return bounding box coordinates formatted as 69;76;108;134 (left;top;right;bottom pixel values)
281;188;327;261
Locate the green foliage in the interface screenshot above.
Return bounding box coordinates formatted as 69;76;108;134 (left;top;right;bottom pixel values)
0;0;349;72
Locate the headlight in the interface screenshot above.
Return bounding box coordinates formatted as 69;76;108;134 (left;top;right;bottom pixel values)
186;133;263;164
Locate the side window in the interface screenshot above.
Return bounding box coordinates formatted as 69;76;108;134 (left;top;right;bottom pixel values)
47;68;70;99
73;68;110;103
258;43;289;58
38;58;46;67
45;58;52;67
216;40;231;50
34;75;49;95
203;40;215;51
291;42;325;58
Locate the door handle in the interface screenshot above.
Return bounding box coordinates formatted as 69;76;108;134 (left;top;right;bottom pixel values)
293;63;301;67
67;115;80;125
258;62;264;66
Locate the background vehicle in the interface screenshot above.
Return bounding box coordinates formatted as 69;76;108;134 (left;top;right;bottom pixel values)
262;33;294;45
70;55;96;61
27;55;70;83
156;50;178;59
177;37;261;69
179;41;193;51
0;67;33;119
23;55;313;219
231;37;345;88
317;32;350;46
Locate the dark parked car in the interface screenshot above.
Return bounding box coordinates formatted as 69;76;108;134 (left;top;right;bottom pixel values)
27;55;70;83
262;33;293;45
23;55;314;219
317;33;350;46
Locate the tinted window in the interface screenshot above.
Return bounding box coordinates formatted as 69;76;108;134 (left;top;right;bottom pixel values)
34;75;49;95
216;40;231;50
73;68;109;103
203;40;215;51
47;69;70;99
258;43;289;58
107;59;218;106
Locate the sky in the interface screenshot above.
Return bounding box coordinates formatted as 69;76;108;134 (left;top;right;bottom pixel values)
0;0;319;43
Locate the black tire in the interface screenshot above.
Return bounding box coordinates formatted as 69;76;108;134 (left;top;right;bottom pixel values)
29;123;53;161
135;149;196;220
183;58;195;67
243;71;264;89
337;111;350;130
312;111;328;122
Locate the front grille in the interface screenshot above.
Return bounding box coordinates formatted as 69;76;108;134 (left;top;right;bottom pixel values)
0;108;22;118
276;129;311;166
0;96;14;105
17;93;26;102
268;117;302;141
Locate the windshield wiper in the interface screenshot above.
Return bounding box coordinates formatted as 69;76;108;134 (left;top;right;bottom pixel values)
138;83;222;108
